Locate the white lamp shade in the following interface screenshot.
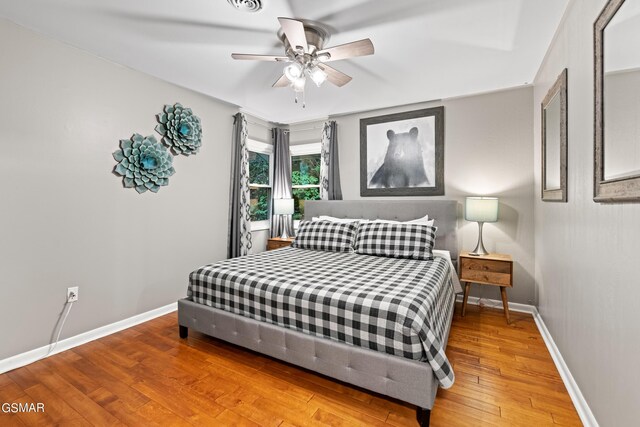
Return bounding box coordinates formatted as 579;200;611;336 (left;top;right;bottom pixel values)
284;62;303;81
465;197;499;222
292;75;306;92
308;66;328;87
273;198;294;215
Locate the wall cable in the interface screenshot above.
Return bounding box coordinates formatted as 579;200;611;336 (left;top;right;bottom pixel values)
39;301;74;361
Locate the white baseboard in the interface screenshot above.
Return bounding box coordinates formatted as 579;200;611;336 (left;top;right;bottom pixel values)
531;308;598;426
0;302;177;375
455;295;536;314
457;296;598;426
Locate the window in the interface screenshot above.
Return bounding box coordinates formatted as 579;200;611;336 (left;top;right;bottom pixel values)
291;143;322;221
247;140;273;228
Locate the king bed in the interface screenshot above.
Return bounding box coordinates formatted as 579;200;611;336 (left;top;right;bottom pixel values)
178;200;459;426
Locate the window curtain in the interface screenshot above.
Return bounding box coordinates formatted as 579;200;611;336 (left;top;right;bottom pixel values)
227;113;252;258
320;121;343;200
270;128;294;238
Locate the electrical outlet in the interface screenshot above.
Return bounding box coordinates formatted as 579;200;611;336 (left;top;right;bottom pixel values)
67;286;79;303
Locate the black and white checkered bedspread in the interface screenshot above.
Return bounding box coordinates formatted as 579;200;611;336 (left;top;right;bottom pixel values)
188;247;456;388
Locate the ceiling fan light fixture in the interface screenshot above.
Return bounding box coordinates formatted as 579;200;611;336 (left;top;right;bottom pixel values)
292;75;306;92
284;62;304;82
308;66;327;87
231;18;374;107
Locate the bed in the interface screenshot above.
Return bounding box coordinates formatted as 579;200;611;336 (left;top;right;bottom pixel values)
178;200;459;426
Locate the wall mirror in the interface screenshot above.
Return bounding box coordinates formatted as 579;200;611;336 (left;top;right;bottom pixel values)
595;0;640;202
542;68;568;202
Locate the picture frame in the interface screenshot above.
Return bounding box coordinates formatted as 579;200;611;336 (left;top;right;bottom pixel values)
541;68;568;202
594;0;640;202
360;107;444;197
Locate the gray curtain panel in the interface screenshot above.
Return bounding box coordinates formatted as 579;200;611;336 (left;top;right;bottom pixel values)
270;127;295;238
320;121;343;200
227;113;252;258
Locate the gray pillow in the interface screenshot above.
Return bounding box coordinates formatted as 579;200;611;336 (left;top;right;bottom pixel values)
355;222;436;260
292;220;358;252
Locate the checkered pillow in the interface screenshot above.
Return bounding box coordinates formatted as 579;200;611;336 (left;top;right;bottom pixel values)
355;222;437;260
292;220;358;252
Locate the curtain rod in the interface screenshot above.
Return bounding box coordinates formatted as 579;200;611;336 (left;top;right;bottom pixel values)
238;117;325;133
249;121;324;133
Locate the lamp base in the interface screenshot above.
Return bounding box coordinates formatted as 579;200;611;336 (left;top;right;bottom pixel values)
468;252;488;257
469;222;489;256
277;213;291;239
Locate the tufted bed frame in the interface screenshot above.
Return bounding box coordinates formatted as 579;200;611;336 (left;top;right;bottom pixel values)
178;200;459;426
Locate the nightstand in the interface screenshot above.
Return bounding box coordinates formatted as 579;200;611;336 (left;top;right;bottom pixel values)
459;251;513;324
267;237;294;251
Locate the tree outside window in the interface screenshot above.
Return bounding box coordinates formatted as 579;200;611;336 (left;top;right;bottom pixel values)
291;154;321;220
249;151;271;221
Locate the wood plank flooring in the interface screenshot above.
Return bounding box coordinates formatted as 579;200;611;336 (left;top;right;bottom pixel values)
0;303;582;426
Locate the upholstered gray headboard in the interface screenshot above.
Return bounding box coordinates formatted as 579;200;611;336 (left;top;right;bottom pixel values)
304;200;459;261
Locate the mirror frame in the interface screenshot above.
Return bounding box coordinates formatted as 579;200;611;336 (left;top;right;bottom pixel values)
541;68;568;202
594;0;640;202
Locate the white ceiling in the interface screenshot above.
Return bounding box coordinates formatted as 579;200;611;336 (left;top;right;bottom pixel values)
0;0;568;124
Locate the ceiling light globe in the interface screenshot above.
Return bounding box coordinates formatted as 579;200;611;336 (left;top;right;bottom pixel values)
308;67;328;87
292;76;306;92
284;62;304;82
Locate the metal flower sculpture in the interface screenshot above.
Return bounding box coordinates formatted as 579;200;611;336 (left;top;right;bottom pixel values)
155;103;202;156
113;134;175;194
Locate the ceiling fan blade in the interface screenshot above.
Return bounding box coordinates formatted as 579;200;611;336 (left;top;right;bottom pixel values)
231;54;289;61
272;75;290;88
278;17;308;53
317;64;352;87
317;39;374;62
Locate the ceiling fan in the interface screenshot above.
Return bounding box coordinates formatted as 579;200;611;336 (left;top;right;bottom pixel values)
232;17;374;107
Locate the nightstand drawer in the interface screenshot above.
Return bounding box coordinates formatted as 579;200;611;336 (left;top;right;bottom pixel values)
267;238;294;251
461;258;511;274
268;241;290;250
460;269;511;286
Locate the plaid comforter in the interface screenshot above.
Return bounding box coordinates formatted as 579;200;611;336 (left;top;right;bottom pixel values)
188;247;456;388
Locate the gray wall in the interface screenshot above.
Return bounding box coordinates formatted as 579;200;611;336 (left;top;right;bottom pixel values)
533;0;640;425
324;87;535;304
0;19;237;359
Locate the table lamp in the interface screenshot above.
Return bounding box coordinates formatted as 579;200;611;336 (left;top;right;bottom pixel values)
465;197;499;256
273;198;294;239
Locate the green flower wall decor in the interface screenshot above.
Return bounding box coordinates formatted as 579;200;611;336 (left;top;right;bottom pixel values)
156;103;202;156
113;134;176;194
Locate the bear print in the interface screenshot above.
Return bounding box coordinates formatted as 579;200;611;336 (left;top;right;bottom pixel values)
369;127;430;188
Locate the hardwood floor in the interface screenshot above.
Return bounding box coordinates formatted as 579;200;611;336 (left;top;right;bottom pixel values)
0;303;582;426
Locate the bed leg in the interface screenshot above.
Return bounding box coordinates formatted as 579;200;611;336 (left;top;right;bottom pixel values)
179;325;188;339
416;407;431;427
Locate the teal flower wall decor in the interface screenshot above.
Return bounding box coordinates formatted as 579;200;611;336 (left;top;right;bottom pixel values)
113;134;176;194
156;103;202;156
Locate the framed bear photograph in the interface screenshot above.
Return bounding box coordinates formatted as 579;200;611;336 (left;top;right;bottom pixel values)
360;107;444;196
